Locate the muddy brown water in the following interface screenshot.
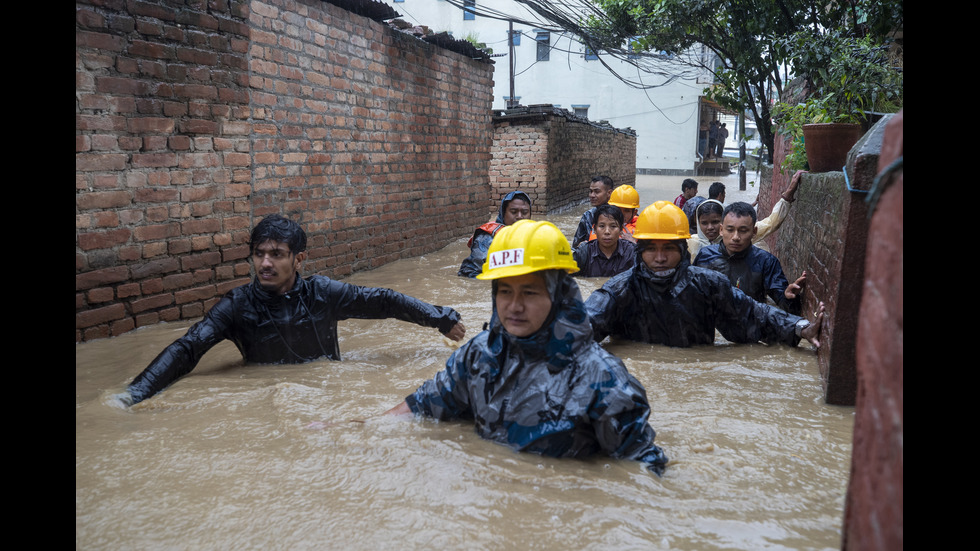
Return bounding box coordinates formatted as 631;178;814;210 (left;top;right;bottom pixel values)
76;211;853;550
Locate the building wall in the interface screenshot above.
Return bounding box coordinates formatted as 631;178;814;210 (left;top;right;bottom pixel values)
76;0;495;342
488;109;636;216
396;0;704;173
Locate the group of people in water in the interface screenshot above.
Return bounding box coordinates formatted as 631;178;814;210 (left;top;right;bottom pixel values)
116;173;823;477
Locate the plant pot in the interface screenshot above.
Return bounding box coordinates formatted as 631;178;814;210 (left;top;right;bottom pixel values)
801;123;864;172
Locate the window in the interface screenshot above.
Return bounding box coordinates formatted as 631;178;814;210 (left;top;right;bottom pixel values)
535;31;550;61
572;105;589;118
508;30;521;46
585;47;598;60
628;39;641;60
463;0;475;20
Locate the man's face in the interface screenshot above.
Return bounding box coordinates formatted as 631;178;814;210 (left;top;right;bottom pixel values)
503;198;531;226
589;181;612;207
618;207;636;223
698;212;723;242
641;240;683;273
594;214;622;250
684;186;698;200
721;213;757;253
253;240;305;295
495;273;553;337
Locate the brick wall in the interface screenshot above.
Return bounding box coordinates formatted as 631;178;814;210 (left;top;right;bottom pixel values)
761;117;894;406
76;0;494;342
489;107;636;216
843;110;903;551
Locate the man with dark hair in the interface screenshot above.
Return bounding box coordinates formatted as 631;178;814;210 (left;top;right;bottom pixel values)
573;204;636;277
673;179;698;210
694;202;805;314
707;181;726;202
117;214;466;405
572;175;614;248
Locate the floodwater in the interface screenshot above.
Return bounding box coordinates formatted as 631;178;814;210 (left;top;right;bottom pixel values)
76;210;853;550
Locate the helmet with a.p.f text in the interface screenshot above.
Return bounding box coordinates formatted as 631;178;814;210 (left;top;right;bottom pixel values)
478;219;579;279
632;200;692;240
608;185;640;209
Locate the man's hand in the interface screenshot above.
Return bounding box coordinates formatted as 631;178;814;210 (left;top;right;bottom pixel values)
783;170;806;203
785;271;806;300
445;322;466;341
801;301;825;348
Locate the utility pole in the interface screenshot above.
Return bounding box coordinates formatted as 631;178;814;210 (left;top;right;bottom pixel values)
508;21;516;109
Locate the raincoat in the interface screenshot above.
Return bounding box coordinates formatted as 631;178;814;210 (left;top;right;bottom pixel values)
458;191;532;278
573;238;636;277
127;275;462;404
693;243;802;315
406;272;669;475
585;245;803;348
572;207;597;248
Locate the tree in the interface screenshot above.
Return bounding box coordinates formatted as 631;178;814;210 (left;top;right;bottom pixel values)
514;0;903;162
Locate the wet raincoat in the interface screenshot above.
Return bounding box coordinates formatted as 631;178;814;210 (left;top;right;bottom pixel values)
585;244;803;348
693;243;802;315
572;207;597;248
127;275;462;404
406;271;669;475
458;191;532;278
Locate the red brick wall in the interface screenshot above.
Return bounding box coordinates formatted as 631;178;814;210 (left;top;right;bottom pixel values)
76;0;494;342
843;110;903;551
489;109;636;216
764;117;894;406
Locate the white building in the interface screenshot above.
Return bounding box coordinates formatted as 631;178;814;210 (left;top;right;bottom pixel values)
386;0;721;174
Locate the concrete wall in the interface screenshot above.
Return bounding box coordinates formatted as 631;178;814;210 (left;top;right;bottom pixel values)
76;0;495;342
396;0;703;173
489;107;636;216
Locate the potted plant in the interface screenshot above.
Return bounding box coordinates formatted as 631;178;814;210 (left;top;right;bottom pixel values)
773;32;903;172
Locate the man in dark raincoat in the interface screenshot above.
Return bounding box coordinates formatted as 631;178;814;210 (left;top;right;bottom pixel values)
694;201;804;315
118;215;466;405
458;190;532;278
388;219;669;475
586;201;824;348
572;175;614;248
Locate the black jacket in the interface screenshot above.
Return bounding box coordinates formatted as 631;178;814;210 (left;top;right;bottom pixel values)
585;253;803;347
127;275;461;403
693;243;802;315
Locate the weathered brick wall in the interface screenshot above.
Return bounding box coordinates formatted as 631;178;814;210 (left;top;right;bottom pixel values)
764;117;893;405
843;110;903;551
76;0;494;342
489;108;635;216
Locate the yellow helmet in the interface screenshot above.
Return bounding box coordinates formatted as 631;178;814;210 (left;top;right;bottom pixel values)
632;201;692;240
477;219;579;279
608;185;640;209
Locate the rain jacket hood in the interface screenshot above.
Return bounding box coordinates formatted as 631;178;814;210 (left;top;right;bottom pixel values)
407;271;669;474
688;199;724;259
458;191;532;278
496;190;532;224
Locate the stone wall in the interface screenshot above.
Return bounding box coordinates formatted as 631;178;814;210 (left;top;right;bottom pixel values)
76;0;495;342
489;107;636;216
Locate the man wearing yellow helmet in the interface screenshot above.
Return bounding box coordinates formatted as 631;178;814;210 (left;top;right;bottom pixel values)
387;219;669;475
585;202;825;348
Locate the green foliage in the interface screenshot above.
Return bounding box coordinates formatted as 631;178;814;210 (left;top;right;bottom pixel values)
771;32;903;171
462;33;492;55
